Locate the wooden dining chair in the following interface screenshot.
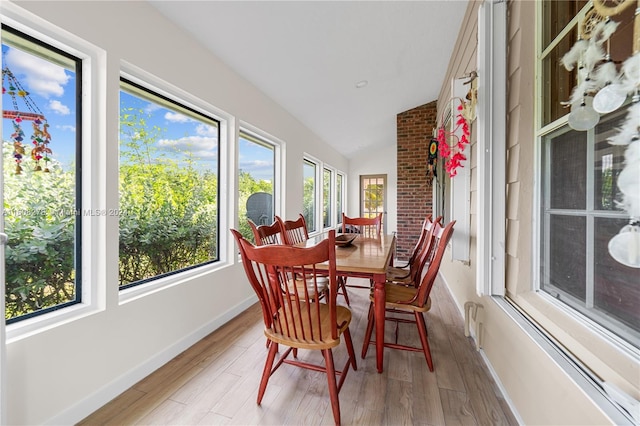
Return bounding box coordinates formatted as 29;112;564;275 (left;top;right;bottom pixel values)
386;215;442;286
248;218;283;246
361;220;455;371
391;215;442;271
341;213;382;238
337;213;384;304
277;213;309;245
230;229;357;425
275;214;331;302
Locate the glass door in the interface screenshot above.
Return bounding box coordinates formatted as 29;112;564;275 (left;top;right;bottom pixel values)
360;174;387;234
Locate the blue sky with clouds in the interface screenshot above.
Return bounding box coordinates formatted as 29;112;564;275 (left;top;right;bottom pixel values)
2;43;77;168
3;41;274;181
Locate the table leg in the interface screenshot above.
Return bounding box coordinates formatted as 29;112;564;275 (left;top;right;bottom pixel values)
372;272;385;373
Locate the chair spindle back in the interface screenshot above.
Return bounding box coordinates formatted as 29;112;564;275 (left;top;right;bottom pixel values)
248;219;283;246
341;213;382;238
231;229;341;346
277;214;310;245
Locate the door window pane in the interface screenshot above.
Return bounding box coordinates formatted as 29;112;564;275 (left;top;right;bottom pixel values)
360;175;386;232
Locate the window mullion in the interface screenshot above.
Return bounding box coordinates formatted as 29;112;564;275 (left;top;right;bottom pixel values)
585;129;596;309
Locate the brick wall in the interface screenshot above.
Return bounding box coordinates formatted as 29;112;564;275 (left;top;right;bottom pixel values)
396;100;437;261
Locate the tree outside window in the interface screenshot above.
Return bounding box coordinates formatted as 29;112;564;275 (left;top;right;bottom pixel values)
118;79;220;288
2;26;81;323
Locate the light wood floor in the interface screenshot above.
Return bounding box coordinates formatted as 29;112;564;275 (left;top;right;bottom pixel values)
79;277;519;425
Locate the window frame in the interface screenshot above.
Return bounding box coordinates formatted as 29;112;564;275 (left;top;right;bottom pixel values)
2;25;83;324
303;155;344;236
336;171;345;228
2;8;105;340
322;166;334;230
302;155;321;235
532;1;639;350
237;123;282;229
537;108;639;347
476;0;506;296
118;64;231;303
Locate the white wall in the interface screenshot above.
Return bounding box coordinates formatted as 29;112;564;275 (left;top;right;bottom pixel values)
3;1;348;424
347;143;398;234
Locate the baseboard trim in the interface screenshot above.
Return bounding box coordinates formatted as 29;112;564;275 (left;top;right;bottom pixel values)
45;295;258;425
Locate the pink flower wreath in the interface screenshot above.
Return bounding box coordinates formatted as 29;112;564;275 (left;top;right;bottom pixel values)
436;101;470;177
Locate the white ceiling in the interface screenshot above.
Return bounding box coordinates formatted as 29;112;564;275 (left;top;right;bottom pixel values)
148;1;468;159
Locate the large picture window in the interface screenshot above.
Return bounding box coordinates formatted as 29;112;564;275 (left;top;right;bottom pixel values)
538;2;639;347
119;78;220;288
2;25;82;323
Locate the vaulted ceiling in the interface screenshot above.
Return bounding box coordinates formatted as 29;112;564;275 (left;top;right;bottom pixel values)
148;1;468;159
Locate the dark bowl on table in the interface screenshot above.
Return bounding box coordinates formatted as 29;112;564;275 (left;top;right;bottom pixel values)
335;234;357;247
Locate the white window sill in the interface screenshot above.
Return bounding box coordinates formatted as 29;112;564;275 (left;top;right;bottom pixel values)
119;260;231;305
493;295;639;424
6;303;102;344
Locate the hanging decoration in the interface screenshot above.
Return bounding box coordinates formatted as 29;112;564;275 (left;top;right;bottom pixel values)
436;96;471;178
559;0;640;268
426;138;438;186
2;66;53;174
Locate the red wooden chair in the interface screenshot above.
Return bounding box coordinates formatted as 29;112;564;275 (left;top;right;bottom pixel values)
275;214;329;301
248;218;283;246
337;213;384;305
390;215;441;271
341;212;382;238
386;215;442;286
231;229;357;425
361;220;455;371
277;214;309;245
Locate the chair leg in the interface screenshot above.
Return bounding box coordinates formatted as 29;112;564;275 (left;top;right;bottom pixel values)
257;341;278;404
323;349;341;425
338;276;351;306
361;303;375;358
343;327;358;370
414;312;434;372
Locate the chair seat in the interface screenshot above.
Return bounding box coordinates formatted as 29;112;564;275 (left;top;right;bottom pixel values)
285;276;328;299
369;283;432;312
266;303;352;350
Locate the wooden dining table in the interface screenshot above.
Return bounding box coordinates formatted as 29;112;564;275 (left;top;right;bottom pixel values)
302;233;396;373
